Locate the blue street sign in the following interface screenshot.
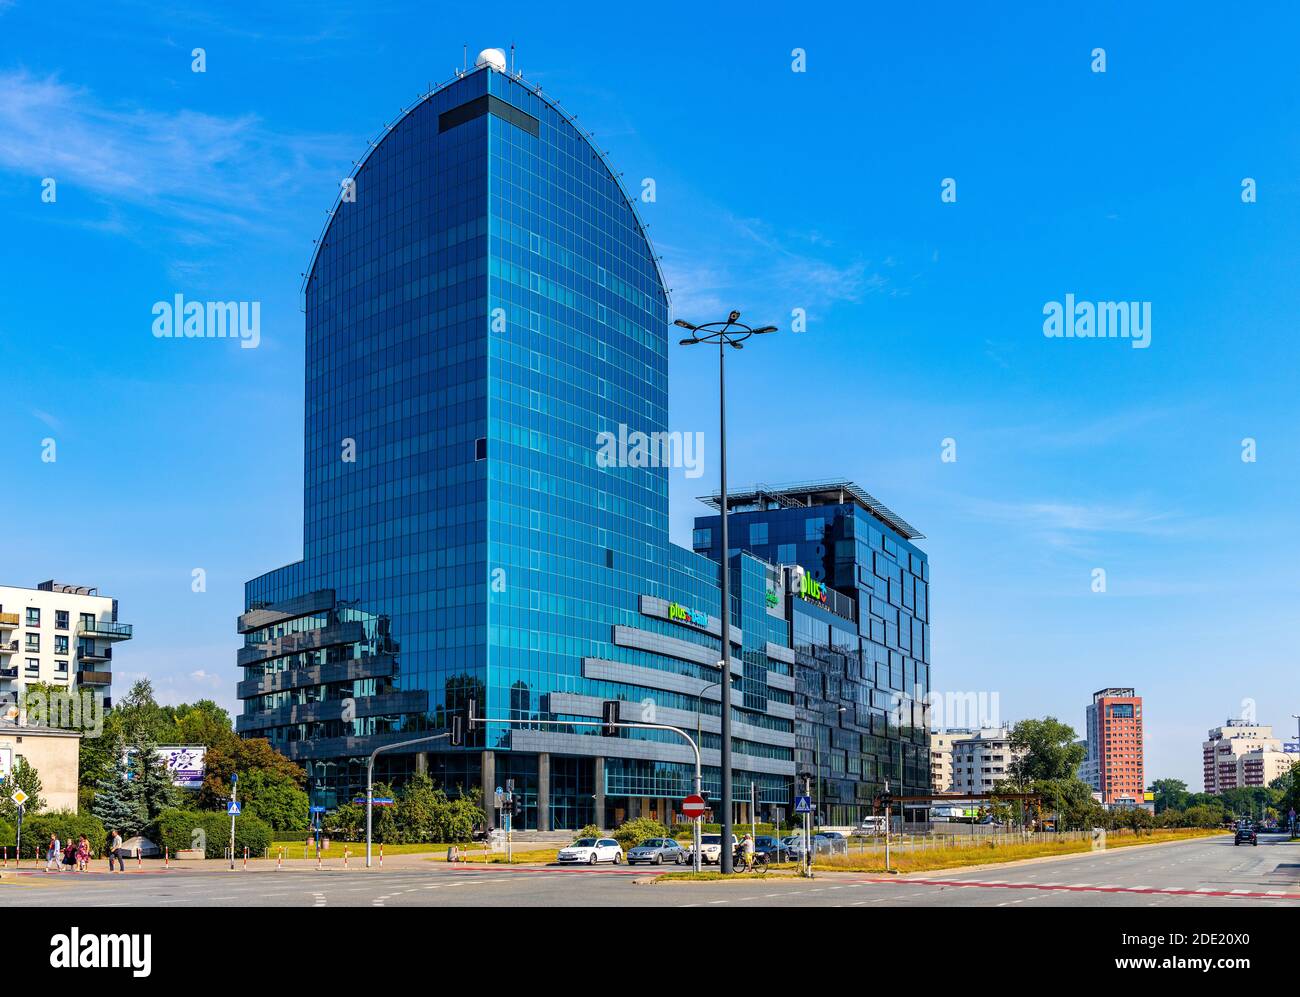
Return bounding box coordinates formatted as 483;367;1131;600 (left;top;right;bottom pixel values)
351;797;395;806
227;801;242;815
309;806;327;814
793;795;813;815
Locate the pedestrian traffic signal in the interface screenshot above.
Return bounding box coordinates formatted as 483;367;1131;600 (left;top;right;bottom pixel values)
450;714;464;746
601;700;620;736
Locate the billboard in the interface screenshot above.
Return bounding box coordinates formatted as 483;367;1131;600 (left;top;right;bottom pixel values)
157;746;206;789
124;745;206;789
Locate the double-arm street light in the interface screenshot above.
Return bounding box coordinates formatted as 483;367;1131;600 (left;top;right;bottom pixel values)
677;310;777;874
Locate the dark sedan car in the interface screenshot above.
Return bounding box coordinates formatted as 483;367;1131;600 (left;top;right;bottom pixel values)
1234;824;1257;846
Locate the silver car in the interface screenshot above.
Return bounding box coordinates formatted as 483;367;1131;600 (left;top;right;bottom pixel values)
626;837;687;865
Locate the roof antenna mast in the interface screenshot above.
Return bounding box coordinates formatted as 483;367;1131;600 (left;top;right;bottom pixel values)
511;43;516;76
462;44;467;74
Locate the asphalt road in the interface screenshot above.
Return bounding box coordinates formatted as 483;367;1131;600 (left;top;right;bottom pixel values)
1;833;1296;907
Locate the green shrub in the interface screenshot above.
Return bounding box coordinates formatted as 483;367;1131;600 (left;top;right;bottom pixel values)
153;808;272;858
0;817;12;848
612;816;668;848
24;812;108;856
575;823;603;840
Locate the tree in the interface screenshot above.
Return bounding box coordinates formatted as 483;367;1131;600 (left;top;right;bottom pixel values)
92;765;143;837
1008;718;1086;783
126;734;181;826
1148;778;1189;814
199;737;305;810
238;769;309;832
116;679;173;742
0;757;45;822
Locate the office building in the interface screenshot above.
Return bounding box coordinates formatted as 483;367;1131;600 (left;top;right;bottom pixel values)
693;481;932;824
948;727;1022;795
930;729;977;794
1203;720;1295;792
0;581;130;708
1083;688;1144;805
234;53;932;829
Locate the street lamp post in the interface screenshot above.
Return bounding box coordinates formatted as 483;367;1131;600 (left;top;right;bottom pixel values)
365;732;454;868
677;310;777;874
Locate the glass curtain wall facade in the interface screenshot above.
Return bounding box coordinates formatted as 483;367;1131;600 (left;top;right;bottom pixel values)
694;481;932;825
236;61;797;827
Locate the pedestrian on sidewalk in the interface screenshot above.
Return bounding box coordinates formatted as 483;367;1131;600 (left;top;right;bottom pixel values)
76;834;90;872
61;838;77;870
45;833;62;873
108;828;124;873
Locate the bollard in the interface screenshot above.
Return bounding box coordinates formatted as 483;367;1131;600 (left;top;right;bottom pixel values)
379;843;383;869
344;846;349;870
277;848;283;871
165;847;169;870
243;846;248;872
137;851;142;871
2;846;6;868
316;847;322;871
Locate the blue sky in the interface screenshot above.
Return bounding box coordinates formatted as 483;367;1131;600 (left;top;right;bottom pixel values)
2;1;1297;786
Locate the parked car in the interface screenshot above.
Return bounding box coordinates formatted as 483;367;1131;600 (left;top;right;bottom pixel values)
626;838;686;865
686;834;736;865
780;833;833;858
753;835;783;859
556;837;624;864
1234;825;1257;846
855;816;888;835
820;831;848;853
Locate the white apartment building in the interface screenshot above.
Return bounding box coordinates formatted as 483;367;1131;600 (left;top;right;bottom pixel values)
0;580;132;708
948;727;1026;795
1202;720;1294;792
930;729;978;793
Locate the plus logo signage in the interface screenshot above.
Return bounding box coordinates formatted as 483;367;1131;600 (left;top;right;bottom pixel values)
668;601;708;629
789;565;828;606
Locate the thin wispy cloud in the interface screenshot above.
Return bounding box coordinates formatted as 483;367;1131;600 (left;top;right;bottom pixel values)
0;69;340;238
660;208;898;322
959;496;1213;554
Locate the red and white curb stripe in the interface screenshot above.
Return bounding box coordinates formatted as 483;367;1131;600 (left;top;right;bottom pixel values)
855;876;1300;900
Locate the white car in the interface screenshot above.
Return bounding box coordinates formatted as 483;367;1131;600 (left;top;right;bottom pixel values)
556;837;624;865
686;833;737;865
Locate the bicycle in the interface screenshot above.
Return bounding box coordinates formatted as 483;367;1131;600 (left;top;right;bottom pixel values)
733;849;769;874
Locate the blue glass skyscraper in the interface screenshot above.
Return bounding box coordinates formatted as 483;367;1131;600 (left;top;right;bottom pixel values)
239;52;795;826
236;54;798;827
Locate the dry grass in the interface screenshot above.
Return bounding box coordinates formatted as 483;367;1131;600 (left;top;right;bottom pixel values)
802;827;1223;874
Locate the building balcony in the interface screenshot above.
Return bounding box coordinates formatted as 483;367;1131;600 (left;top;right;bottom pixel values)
0;666;17;679
0;613;18;629
77;670;112;686
78;645;111;663
78;619;133;641
0;639;16;656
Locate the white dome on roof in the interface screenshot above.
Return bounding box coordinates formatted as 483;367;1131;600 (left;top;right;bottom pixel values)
475;48;507;72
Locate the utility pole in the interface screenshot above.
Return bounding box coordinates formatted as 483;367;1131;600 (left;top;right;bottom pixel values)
229;772;238;870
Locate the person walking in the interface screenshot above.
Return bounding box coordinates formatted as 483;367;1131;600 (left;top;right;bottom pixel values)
61;838;77;871
108;828;124;873
76;834;90;872
45;833;62;873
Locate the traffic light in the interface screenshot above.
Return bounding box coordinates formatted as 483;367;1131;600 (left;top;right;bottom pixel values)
601;700;620;736
449;714;464;746
467;698;479;730
512;795;524;818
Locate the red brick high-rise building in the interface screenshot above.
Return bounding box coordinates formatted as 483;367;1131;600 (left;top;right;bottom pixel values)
1084;688;1144;805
